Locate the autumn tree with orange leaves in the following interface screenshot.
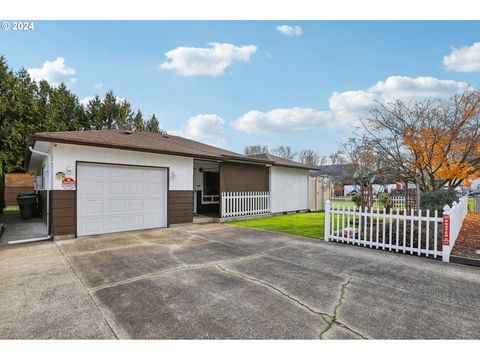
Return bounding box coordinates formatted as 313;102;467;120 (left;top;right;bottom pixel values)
351;90;480;193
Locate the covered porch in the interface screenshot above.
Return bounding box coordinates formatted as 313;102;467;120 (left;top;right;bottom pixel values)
193;159;271;221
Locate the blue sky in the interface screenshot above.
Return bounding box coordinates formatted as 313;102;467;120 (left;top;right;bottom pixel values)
1;21;480;157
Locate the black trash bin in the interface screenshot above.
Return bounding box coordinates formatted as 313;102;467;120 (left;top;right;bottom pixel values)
16;193;38;220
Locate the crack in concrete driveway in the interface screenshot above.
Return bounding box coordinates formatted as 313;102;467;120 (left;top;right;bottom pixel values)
217;265;367;340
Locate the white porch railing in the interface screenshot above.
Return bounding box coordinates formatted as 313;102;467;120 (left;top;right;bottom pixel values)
221;191;270;218
324;196;468;262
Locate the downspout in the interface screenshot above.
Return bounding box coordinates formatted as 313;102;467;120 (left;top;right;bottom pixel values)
29;146;53;190
28;146;52;237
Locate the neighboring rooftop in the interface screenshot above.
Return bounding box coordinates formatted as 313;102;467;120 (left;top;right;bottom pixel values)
310;164;358;182
248;153;318;170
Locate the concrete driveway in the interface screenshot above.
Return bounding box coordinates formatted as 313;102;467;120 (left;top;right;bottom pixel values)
1;223;479;339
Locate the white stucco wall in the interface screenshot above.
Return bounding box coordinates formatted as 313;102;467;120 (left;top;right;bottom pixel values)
193;160;219;192
51;143;193;191
270;166;310;213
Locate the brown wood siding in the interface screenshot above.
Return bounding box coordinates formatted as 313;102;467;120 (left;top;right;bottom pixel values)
168;190;193;225
220;162;269;192
37;190;48;229
5;186;35;206
50;190;76;236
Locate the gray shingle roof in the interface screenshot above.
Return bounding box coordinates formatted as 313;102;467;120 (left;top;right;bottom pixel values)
311;164;358;182
28;130;270;164
247;153;317;170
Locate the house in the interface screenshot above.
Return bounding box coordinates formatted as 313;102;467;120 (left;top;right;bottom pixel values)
26;130;315;238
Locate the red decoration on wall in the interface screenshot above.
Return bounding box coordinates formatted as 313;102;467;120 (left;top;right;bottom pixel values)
62;177;76;190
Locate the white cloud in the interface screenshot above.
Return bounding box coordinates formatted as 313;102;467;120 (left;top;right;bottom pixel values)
160;42;257;76
232;107;332;134
233;75;469;134
94;81;104;89
328;90;377;125
79;96;94;106
27;57;76;86
368;76;468;98
443;42;480;72
276;25;302;37
173;114;226;147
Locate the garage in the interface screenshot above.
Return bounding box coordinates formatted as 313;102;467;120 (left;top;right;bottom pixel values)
77;162;168;237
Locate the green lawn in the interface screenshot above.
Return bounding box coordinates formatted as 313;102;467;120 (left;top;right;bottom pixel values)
331;200;357;208
3;205;20;214
229;212;326;240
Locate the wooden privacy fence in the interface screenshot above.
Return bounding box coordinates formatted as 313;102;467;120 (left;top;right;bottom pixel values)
324;196;468;262
221;191;270;218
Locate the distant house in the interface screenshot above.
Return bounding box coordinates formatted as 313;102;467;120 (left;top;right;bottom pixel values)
310;164;357;196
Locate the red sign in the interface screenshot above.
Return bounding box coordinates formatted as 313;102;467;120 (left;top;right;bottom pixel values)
62;177;76;190
442;214;450;246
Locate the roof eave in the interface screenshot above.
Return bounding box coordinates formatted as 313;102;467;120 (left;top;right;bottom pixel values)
27;135;274;166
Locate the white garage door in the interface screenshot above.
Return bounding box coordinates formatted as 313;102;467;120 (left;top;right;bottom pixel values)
77;163;168;236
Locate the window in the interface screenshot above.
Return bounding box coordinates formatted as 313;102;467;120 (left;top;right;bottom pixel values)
203;171;219;195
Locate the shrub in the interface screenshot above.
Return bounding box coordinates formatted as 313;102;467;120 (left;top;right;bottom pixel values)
377;192;391;210
420;188;459;214
352;194;361;207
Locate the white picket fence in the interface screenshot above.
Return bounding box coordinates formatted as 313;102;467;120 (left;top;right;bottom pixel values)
324;196;468;262
221;191;270;218
372;196;406;209
330;195;406;209
442;196;469;261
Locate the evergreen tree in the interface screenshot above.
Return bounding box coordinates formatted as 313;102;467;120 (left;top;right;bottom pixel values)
0;55;167;173
117;99;134;130
47;83;83;131
133;110;144;131
145;113;160;133
101;90;119;129
85;95;103;130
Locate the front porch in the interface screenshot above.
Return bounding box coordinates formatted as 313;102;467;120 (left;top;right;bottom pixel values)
193;159;271;221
